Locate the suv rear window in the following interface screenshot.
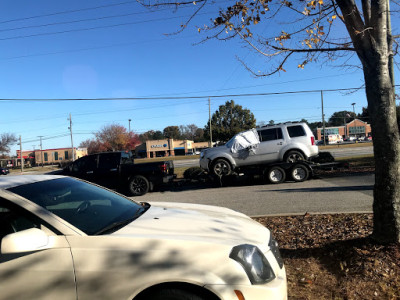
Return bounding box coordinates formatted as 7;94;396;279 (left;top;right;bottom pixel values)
259;128;283;141
287;125;306;137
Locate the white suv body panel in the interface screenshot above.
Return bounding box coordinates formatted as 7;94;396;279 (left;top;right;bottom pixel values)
200;122;318;172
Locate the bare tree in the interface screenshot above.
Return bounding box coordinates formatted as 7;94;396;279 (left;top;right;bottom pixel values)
0;133;17;155
139;0;399;243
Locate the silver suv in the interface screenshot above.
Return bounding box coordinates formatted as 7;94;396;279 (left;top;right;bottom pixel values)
200;122;318;176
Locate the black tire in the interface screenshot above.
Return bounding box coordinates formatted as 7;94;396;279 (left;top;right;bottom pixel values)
211;159;232;177
290;164;309;182
128;175;149;196
265;166;286;184
142;288;208;300
284;150;305;163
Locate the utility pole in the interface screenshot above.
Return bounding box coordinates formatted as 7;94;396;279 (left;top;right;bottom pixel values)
19;135;24;172
209;98;213;147
38;136;44;167
321;91;326;146
68;113;75;161
128;119;131;133
351;103;356;139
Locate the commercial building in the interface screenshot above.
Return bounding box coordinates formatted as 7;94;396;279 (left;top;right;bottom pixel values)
135;139;210;158
16;147;87;166
316;119;372;140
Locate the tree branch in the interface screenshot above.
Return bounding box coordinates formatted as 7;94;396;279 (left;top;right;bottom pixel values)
270;45;355;52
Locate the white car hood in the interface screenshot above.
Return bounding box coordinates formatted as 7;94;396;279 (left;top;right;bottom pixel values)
112;202;270;247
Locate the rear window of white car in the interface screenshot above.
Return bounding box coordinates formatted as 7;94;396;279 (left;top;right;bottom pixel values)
287;125;306;137
258;128;283;141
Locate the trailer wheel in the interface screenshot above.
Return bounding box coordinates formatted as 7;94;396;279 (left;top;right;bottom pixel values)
128;175;150;196
265;166;286;184
211;159;232;177
290;164;309;182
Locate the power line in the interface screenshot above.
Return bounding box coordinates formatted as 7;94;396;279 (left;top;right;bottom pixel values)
3;86;397;102
0;35;195;61
0;98;206;124
0;1;137;24
0;12;209;42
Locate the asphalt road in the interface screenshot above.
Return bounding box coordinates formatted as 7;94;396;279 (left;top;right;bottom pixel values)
139;173;374;217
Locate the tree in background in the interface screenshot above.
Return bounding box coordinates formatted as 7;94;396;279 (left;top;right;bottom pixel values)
80;125;140;154
163;126;181;139
328;111;356;127
358;107;370;123
257;121;266;127
204;100;256;142
194;128;206;142
79;139;105;155
139;130;164;142
0;133;17;156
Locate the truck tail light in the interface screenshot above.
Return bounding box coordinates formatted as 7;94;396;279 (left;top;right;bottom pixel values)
159;164;167;173
311;136;315;145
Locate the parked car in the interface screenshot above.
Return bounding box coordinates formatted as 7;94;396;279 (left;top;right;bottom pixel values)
0;168;9;175
0;175;287;300
200;122;319;176
65;151;174;196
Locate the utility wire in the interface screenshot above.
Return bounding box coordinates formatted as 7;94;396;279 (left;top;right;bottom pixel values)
0;1;137;24
0;6;208;33
0;35;195;60
3;86;397;102
0;13;203;41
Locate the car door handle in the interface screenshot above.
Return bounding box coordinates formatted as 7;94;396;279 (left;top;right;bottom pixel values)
110;168;117;172
277;142;283;145
86;171;94;174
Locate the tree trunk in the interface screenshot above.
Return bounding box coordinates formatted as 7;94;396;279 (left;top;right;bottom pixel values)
363;59;400;243
336;0;400;243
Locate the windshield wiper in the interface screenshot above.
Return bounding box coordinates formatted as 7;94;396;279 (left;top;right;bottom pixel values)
95;206;148;235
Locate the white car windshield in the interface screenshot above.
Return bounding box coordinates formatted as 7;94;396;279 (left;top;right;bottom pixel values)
8;177;146;235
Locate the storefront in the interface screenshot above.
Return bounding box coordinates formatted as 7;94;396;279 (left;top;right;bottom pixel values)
135;139;210;158
317;119;371;140
32;147;88;165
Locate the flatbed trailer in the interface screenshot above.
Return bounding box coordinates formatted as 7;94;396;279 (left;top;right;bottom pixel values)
210;160;348;184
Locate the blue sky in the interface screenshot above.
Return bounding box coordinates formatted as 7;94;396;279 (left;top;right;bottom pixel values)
0;0;398;154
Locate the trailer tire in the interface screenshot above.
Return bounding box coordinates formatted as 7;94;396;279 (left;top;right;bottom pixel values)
265;166;286;184
290;164;309;182
128;175;150;196
284;150;305;163
211;159;232;177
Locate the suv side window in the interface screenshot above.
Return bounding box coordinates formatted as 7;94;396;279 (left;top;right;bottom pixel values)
259;128;283;141
287;125;306;138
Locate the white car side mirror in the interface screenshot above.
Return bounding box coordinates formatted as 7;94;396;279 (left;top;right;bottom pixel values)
1;228;49;254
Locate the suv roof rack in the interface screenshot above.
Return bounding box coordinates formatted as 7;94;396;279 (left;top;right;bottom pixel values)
259;121;304;128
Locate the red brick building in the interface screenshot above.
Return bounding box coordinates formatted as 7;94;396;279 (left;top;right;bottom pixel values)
317;119;372;140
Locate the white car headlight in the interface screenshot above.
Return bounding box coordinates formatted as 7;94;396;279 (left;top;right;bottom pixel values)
229;244;275;284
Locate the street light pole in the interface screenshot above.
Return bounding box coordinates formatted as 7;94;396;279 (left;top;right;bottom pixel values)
351;103;356;139
128;119;131;133
68;113;75;162
38;136;43;167
209;98;213;147
19;135;24;172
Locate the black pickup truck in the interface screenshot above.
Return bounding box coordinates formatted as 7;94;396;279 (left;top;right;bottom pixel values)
65;151;174;196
